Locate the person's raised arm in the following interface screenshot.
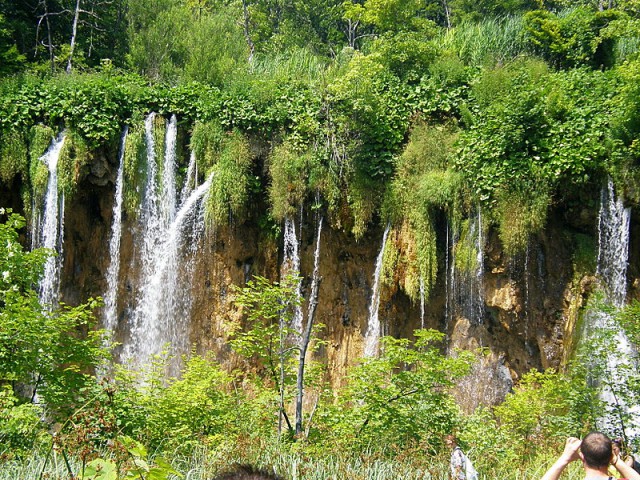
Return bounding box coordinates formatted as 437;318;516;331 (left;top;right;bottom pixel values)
612;453;640;480
540;437;582;480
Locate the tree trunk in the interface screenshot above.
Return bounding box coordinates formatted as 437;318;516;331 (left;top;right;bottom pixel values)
442;0;451;29
36;0;56;73
295;216;323;436
346;19;358;49
241;0;255;64
67;0;82;73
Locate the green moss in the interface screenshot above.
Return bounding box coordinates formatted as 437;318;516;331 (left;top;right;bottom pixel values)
28;125;55;166
190;120;224;173
347;171;377;240
205;131;252;228
58;131;90;197
412;212;437;301
572;233;596;278
416;170;461;211
0;129;28;183
381;229;400;289
268;141;313;222
496;188;550;257
382;121;458;302
28;125;55;208
454;219;479;274
31;162;49;207
123;124;147;216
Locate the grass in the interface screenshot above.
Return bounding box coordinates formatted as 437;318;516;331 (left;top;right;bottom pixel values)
440;16;528;67
0;441;589;480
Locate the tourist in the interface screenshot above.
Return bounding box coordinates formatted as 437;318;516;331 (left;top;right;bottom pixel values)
613;437;640;475
541;432;640;480
445;434;478;480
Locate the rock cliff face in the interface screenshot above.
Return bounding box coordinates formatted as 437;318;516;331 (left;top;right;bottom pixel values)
16;136;640;411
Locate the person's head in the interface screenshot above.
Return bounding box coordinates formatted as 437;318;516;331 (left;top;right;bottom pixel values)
580;432;613;469
445;434;457;449
211;464;282;480
612;437;624;456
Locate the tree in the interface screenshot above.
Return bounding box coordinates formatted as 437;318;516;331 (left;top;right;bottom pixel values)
0;209;108;417
230;275;303;438
0;13;25;74
325;330;474;450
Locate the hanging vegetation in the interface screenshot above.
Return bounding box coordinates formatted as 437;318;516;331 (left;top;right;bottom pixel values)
205;131;252;228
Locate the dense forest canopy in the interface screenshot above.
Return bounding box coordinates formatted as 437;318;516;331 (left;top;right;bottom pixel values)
2;0;640;479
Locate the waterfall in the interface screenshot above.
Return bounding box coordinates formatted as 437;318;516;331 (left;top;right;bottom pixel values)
103;127;128;332
473;208;485;324
179;150;198;205
123;174;211;369
452;208;485;326
120;113;210;371
445;223;453;346
364;223;391;357
597;178;630;308
36;134;66;308
589;178;638;435
282;215;303;336
419;276;425;329
161;115;178;224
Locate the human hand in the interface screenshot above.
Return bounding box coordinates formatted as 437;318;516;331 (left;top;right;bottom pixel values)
559;437;582;464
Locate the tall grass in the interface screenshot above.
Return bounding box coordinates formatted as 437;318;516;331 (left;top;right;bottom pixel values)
439;16;528;67
1;442;587;480
616;36;640;64
245;47;329;87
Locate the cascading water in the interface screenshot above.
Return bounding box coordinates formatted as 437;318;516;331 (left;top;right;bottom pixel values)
419;276;425;329
364;223;391;357
179;150;198;205
35;134;67;308
588;178;638;436
103;127;128;332
597;178;631;308
119;114;210;372
449;208;485;327
282;215;303;337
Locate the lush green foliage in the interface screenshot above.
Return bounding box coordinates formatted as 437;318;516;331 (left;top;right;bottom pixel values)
0;210;108;428
320;330;473;451
2;0;640;476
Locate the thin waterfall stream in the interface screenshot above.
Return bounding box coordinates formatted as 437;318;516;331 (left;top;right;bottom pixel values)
364;223;391;357
282;215;303;338
36;134;67;309
103;126;128;332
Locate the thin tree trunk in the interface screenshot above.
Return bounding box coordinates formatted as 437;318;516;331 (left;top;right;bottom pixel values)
35;1;56;73
67;0;82;73
278;308;285;439
241;0;255;64
295;215;322;436
442;0;451;29
46;10;55;73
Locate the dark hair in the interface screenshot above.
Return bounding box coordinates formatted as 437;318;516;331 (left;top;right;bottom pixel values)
211;464;282;480
581;432;613;469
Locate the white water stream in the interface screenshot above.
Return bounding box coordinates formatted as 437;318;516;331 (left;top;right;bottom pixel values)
103;127;128;332
114;114;210;371
36;134;67;309
590;178;638;437
282;215;303;337
364;223;391;357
